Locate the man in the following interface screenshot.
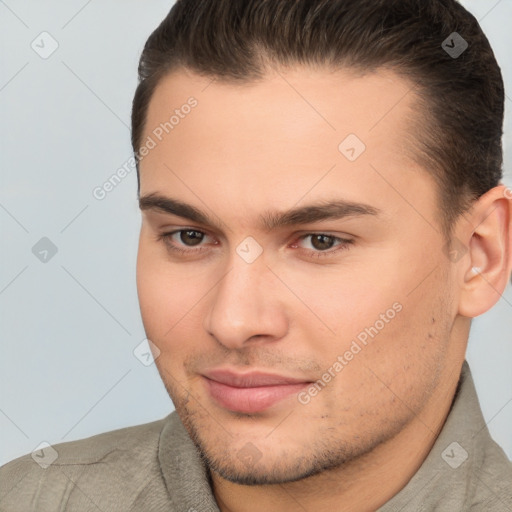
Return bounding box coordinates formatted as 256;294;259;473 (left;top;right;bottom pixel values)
1;0;511;510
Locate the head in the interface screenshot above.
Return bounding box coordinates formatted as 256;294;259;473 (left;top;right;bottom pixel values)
132;0;511;486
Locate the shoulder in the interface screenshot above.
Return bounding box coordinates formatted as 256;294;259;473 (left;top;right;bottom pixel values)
0;414;174;512
1;414;166;469
456;363;512;509
468;439;512;511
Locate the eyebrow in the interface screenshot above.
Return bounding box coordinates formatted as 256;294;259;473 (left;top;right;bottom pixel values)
139;193;381;231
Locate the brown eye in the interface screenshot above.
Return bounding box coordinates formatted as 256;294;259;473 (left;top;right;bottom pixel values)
309;234;336;251
157;229;215;256
292;233;354;260
179;230;204;246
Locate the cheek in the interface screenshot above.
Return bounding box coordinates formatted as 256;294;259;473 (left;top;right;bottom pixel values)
357;275;453;395
136;241;199;339
292;263;449;383
279;264;400;347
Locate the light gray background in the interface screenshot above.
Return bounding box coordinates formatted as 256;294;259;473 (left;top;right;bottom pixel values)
1;0;511;466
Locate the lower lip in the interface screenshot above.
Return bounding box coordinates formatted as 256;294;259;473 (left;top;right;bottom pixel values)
203;377;309;414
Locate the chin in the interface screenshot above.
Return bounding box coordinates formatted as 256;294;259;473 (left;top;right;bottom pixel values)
205;451;334;486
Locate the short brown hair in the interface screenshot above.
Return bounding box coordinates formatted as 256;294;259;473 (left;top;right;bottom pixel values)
131;0;504;240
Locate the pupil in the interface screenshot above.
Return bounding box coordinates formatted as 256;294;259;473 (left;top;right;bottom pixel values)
311;234;334;251
181;230;203;246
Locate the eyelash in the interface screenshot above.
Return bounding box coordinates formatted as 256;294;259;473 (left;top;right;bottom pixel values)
156;229;354;260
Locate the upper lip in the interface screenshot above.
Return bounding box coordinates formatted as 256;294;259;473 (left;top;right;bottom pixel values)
202;369;312;388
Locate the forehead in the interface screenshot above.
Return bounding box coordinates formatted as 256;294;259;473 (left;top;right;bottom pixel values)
138;66;435;228
144;66;418;144
140;66;420;168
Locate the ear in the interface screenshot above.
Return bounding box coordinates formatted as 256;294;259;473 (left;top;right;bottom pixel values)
456;184;512;318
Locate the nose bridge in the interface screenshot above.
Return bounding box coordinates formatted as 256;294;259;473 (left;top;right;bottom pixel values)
204;246;288;348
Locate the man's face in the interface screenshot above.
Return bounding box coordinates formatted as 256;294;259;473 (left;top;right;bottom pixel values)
136;67;464;484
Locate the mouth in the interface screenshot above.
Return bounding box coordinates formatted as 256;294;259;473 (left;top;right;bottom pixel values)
201;369;312;414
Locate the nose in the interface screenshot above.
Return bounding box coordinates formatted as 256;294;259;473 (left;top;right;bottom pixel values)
203;250;289;349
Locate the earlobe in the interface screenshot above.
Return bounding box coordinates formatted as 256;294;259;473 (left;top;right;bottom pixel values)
457;185;512;318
